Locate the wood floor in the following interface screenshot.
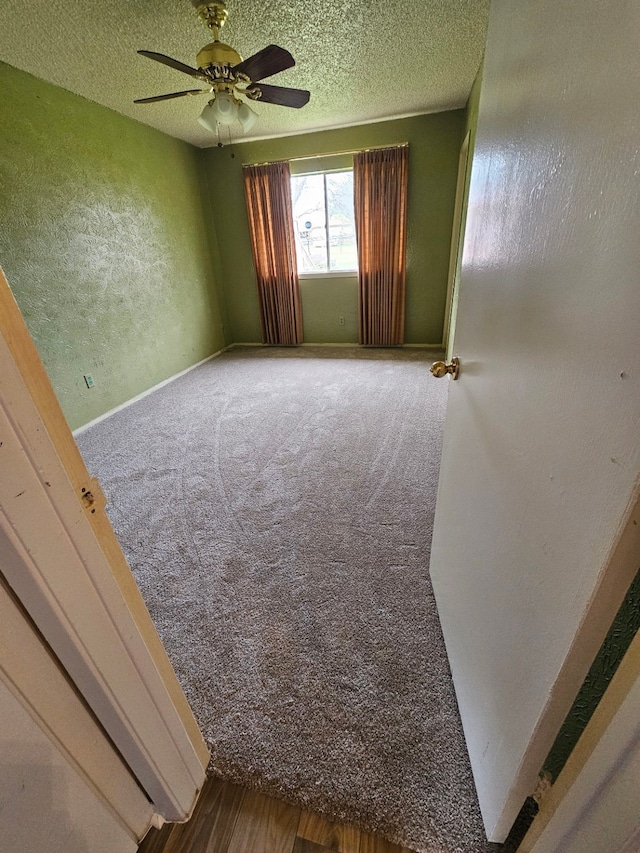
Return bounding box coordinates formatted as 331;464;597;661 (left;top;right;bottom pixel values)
139;776;417;853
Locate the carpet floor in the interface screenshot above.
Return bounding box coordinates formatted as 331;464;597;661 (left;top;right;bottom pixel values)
77;346;496;853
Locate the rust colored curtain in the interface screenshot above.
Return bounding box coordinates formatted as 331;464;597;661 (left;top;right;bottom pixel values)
243;161;303;345
354;146;408;346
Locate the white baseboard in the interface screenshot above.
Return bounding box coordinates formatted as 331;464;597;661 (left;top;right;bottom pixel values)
228;342;444;349
228;342;358;348
73;348;230;437
403;343;445;350
73;341;443;436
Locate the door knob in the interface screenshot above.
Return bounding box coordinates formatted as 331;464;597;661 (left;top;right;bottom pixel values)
430;357;460;380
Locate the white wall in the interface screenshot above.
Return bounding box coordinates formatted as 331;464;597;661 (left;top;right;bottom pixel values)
1;682;138;853
0;576;151;852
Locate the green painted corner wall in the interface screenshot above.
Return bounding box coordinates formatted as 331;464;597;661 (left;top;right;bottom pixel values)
0;62;228;430
202;112;464;345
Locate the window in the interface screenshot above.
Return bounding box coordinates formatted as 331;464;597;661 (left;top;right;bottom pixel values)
290;171;358;275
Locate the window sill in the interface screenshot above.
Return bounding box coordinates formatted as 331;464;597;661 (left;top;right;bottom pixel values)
298;271;359;280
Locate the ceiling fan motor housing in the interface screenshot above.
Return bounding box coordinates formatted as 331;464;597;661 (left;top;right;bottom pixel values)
196;40;242;73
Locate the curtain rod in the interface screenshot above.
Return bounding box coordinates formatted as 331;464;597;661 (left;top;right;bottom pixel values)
242;142;408;168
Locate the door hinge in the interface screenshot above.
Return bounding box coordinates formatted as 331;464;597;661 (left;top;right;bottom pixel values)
532;771;553;807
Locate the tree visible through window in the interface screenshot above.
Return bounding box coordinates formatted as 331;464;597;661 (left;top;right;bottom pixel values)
290;171;358;274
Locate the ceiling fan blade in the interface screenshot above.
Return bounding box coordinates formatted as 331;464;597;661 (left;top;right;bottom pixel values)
138;50;203;80
232;44;295;83
134;90;208;104
249;83;310;109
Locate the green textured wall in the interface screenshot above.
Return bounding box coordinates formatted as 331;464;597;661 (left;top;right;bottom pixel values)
203;113;464;345
0;62;228;430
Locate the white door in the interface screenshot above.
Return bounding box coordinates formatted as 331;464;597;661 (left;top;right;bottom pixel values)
429;0;640;843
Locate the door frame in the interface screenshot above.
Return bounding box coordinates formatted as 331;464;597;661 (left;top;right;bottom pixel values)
0;266;209;825
506;488;640;837
442;129;471;359
519;627;640;853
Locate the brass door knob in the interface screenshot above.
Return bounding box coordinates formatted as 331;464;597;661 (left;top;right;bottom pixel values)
430;357;460;380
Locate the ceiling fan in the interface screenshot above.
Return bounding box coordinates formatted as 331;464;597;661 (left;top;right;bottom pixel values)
134;0;310;135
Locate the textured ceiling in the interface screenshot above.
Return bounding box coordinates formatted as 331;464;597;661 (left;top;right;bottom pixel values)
0;0;489;148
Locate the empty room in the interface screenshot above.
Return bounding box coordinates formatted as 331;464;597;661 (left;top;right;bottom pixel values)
1;2;639;853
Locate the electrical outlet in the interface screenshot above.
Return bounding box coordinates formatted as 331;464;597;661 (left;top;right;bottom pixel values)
339;315;345;326
84;374;95;389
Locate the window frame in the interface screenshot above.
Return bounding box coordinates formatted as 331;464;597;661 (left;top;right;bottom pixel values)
290;168;358;278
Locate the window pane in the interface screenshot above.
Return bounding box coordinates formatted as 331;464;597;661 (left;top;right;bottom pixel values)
326;172;357;271
291;174;327;272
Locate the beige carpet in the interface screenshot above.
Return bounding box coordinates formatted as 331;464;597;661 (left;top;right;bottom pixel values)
77;346;497;853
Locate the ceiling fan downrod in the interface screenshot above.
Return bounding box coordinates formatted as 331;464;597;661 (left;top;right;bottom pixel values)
192;1;244;73
194;1;229;41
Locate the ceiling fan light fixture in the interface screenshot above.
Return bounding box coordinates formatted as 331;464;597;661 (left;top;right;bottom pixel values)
210;90;238;125
197;101;218;133
237;101;258;133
